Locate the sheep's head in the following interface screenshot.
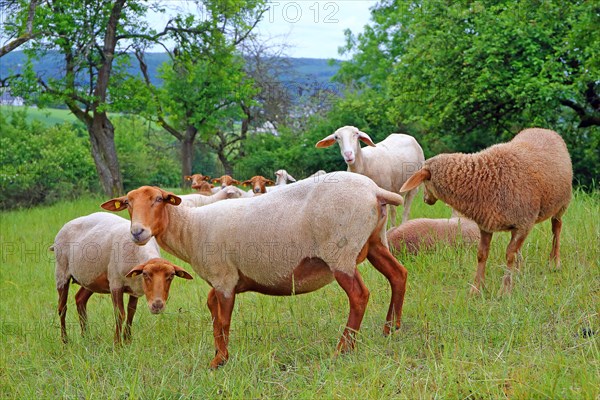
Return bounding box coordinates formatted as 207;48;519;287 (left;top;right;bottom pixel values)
222;186;243;199
125;258;193;314
212;175;240;187
185;174;211;190
315;126;376;165
101;186;182;245
275;169;296;185
400;168;437;205
241;176;274;194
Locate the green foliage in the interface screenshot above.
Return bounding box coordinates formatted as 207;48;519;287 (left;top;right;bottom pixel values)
0;109;97;209
112;116;180;190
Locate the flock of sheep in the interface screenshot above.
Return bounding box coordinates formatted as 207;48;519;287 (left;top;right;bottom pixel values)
51;125;573;368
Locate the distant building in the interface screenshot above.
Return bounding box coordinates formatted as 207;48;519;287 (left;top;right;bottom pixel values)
0;88;25;106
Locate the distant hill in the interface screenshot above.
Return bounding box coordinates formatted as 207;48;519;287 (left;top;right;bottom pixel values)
0;51;341;90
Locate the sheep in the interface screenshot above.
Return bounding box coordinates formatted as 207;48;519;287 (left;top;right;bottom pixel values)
101;171;408;369
316;126;425;226
241;175;275;195
211;175;241;188
52;212;193;344
179;186;243;207
400;128;573;294
185;173;211;189
387;212;480;255
274;169;296;185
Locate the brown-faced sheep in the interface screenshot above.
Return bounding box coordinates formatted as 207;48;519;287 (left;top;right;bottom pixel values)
101;172;408;369
400;128;572;294
52;212;193;344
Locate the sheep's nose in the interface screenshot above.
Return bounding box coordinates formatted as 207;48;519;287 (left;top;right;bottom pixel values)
150;299;165;314
344;151;354;160
254;187;261;193
131;227;146;241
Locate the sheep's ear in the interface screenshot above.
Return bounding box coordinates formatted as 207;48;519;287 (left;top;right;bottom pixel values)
265;179;275;186
211;178;220;184
287;174;297;182
159;189;181;206
203;175;211;181
173;265;194;280
241;180;251;186
126;264;145;278
101;196;128;211
400;168;431;193
315;134;336;148
358;131;376;147
184;176;192;181
231;179;241;185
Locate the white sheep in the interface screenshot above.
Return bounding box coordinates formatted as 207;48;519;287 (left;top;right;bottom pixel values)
178;185;243;207
274;169;296;185
101;172;408;369
400;128;573;294
52;212;193;344
316;126;425;226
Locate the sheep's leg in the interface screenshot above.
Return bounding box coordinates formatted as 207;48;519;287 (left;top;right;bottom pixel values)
388;205;398;227
57;281;71;344
501;229;529;295
367;244;408;335
401;187;418;224
75;287;93;337
471;230;493;295
123;295;139;344
550;217;562;268
333;269;370;354
207;288;236;369
110;288;126;345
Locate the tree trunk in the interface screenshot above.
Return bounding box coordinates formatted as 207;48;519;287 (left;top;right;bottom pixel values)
217;150;234;176
181;125;198;188
88;115;123;196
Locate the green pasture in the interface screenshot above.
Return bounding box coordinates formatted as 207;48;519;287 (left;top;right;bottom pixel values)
0;190;598;399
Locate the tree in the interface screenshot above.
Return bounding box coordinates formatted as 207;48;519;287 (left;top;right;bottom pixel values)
336;0;599;185
128;1;265;185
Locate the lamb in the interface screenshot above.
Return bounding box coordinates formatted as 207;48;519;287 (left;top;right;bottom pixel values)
241;175;275;195
400;128;573;294
211;175;241;188
387;211;480;255
274;169;296;185
101;172;408;369
316;126;425;226
52;212;193;344
179;186;243;207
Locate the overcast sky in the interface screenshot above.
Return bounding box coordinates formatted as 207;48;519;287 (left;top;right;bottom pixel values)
255;1;376;59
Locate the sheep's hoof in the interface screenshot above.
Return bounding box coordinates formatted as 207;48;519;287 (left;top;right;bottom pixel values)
383;321;401;337
209;353;228;369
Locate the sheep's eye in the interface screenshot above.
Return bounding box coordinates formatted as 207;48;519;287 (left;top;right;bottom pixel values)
142;271;149;278
334;135;339;140
156;197;163;203
168;273;175;280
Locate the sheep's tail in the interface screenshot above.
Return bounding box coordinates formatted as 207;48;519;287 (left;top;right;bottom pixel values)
49;245;55;252
376;188;404;206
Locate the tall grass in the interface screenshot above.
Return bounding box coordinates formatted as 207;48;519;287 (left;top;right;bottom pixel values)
1;191;598;399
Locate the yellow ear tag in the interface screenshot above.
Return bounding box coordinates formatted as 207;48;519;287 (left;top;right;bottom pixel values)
115;201;121;208
169;197;177;204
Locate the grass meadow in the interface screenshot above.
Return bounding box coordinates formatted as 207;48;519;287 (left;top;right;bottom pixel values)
0;189;598;399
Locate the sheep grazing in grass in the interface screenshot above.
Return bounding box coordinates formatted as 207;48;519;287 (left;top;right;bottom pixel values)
52;213;193;344
101;172;408;369
179;186;243;207
211;175;241;188
400;128;573;294
242;175;275;195
316;126;424;226
387;213;480;255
